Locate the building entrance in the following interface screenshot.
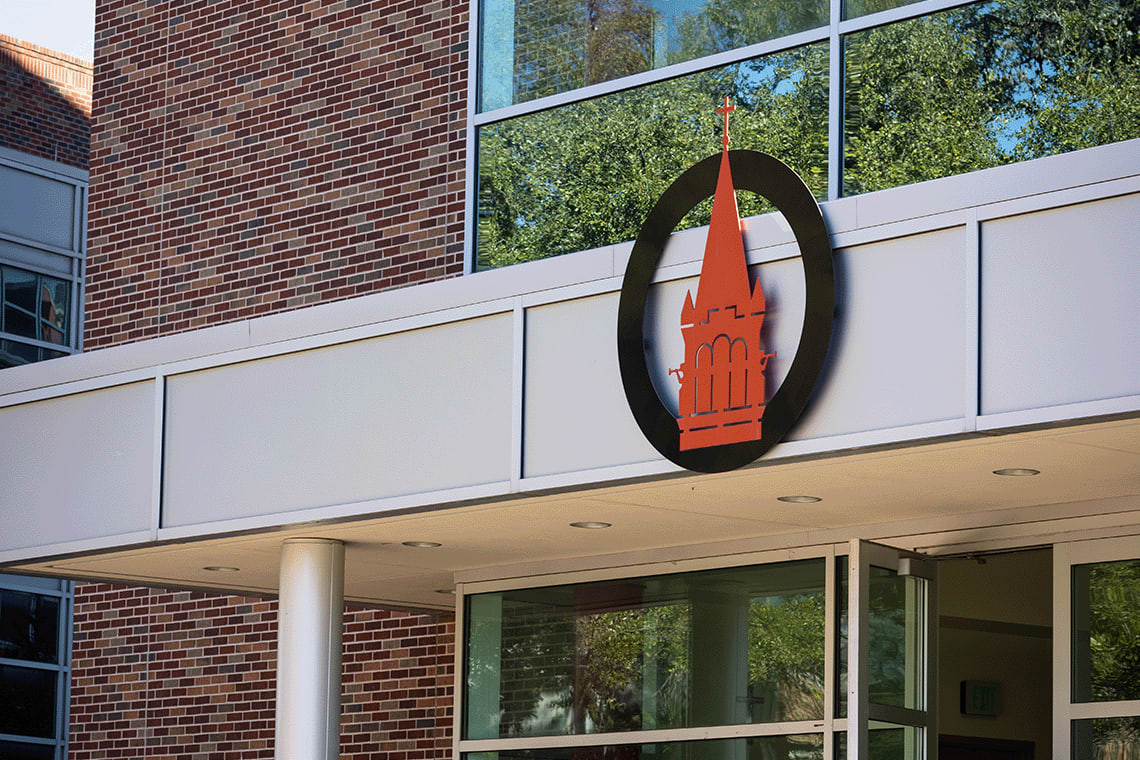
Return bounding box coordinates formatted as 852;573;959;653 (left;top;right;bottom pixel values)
937;549;1053;759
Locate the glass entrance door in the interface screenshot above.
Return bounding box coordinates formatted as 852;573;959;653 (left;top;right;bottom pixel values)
1054;536;1140;760
846;540;938;760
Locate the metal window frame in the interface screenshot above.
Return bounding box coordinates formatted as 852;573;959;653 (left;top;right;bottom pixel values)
0;575;72;760
453;543;843;759
1053;535;1140;760
463;0;982;272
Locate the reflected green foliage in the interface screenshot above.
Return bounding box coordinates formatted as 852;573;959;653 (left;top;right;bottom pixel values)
488;0;826;109
672;0;827;61
477;45;827;269
749;594;826;719
845;0;1140;194
465;562;825;738
1074;716;1140;760
478;0;1139;269
1084;561;1140;702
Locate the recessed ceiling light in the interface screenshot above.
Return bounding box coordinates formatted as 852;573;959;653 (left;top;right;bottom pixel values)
993;468;1040;477
402;541;442;548
203;566;239;572
777;495;821;503
570;521;612;529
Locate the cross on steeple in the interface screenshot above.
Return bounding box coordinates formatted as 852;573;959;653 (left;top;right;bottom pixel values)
716;96;736;148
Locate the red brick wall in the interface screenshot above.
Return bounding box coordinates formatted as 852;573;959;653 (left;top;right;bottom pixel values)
70;583;455;758
86;0;469;350
0;34;92;169
75;2;468;755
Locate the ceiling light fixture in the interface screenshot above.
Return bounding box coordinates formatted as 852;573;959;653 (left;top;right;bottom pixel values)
777;495;822;503
402;541;442;548
570;521;612;529
203;566;239;572
993;468;1040;477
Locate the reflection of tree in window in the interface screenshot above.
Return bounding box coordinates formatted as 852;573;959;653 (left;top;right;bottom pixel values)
844;0;1140;195
476;44;827;269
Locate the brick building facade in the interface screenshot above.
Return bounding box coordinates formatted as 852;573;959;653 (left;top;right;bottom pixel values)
6;0;470;755
0;34;91;169
85;0;467;348
4;0;1137;756
70;587;454;759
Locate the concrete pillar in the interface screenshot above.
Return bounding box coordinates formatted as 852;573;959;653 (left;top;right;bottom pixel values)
276;538;345;760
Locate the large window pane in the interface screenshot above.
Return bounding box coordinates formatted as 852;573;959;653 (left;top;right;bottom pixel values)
1072;559;1140;703
1073;717;1140;760
0;665;56;738
477;44;827;269
835;722;923;760
479;0;828;111
867;566;923;710
843;0;1140;196
467;734;824;760
0;590;60;663
464;559;825;739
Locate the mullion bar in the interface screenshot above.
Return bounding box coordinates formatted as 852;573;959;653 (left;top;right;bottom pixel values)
458;720;831;753
0;332;78;354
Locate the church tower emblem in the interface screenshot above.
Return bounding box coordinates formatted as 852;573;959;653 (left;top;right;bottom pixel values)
617;94;834;474
672;98;774;450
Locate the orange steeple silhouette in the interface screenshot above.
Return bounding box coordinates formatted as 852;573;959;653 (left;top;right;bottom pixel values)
672;98;774;450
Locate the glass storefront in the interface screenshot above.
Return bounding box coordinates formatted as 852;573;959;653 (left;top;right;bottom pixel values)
465;559;826;739
471;0;1140;268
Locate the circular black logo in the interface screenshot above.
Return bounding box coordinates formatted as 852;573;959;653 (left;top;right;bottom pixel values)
617;150;834;473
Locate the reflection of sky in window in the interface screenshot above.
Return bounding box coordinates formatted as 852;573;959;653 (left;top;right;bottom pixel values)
481;0;752;111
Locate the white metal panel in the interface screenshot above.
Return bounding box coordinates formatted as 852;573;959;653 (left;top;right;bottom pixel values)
523;293;658;478
162;313;514;526
0;164;76;250
980;193;1140;415
0;381;154;550
790;226;968;441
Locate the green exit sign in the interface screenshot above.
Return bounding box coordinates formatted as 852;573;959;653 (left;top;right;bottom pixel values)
961;680;1001;717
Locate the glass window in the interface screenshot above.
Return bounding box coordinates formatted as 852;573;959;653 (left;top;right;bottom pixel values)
843;0;1140;197
0;590;60;663
835;722;924;760
37;274;69;346
464;559;825;739
3;266;38;339
867;565;924;710
478;0;827;111
1072;559;1140;703
476;43;828;269
0;665;56;738
0;265;72;367
0;741;56;760
475;0;1140;271
466;734;824;760
1073;717;1140;760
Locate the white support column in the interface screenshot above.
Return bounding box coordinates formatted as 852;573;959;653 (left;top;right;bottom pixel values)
276;538;345;760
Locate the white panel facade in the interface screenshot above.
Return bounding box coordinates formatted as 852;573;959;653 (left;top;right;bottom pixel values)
980;193;1140;415
523;293;658;477
0;382;154;549
789;226;968;440
162;313;515;526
